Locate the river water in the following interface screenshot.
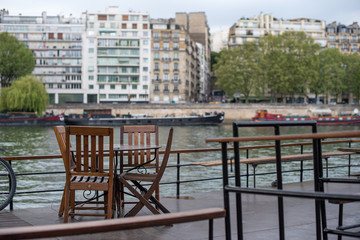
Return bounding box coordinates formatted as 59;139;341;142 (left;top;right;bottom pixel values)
1;124;360;209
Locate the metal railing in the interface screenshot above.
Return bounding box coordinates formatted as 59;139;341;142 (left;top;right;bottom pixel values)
2;139;360;211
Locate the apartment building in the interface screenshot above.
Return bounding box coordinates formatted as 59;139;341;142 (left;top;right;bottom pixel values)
82;7;151;103
150;12;210;103
0;11;85;104
228;12;327;48
326;21;360;54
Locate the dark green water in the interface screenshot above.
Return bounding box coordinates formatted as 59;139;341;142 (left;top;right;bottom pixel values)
1;124;359;209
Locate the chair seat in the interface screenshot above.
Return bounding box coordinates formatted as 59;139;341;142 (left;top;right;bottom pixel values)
120;172;157;182
70;176;110;190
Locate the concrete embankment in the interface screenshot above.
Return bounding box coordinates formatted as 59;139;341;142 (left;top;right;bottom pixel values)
47;103;359;124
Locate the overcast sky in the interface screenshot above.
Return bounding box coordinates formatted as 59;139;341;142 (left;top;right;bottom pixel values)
3;0;360;32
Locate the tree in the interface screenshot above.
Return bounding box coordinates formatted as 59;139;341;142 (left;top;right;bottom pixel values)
317;48;346;103
0;75;49;115
259;32;320;103
0;32;35;88
214;41;262;103
344;53;360;103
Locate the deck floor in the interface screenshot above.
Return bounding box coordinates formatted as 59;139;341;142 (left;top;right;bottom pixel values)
0;180;359;240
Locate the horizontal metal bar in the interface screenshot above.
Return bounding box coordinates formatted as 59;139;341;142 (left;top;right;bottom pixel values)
233;120;317;127
225;186;360;201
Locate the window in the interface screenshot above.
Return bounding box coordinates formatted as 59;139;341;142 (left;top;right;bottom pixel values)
130;15;139;21
164;84;169;91
164;42;170;50
155;63;159;70
110;23;116;28
89;48;94;53
154;42;160;50
173;42;179;50
100;94;106;99
132;24;137;29
89;22;94;28
109;15;115;20
154;52;160;59
122;23;127;29
48;33;54;39
329;36;335;42
132;85;137;90
164;74;169;81
122;15;129;21
173;52;179;60
143;31;148;37
99;84;104;89
132;31;138;37
89;84;94;89
142;76;148;81
154;85;159;91
143;85;148;90
110;85;115;89
48;83;53;89
143;24;148;29
88;66;94;72
89;76;94;81
164;63;169;71
121;85;127;89
98;15;107;21
100;23;105;28
143;67;148;72
174;74;179;81
174;63;179;70
154;32;160;39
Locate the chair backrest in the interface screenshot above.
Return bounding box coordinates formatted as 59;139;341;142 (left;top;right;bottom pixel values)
53;126;75;172
120;125;159;167
149;127;173;191
65;126;114;178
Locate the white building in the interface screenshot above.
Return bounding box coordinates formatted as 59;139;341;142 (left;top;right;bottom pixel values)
0;7;151;104
229;12;327;48
82;7;151;103
0;11;85;104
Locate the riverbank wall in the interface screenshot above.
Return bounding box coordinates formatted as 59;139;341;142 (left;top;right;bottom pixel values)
47;103;359;124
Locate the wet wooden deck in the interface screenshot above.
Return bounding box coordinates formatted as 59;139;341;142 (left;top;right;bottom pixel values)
0;180;359;239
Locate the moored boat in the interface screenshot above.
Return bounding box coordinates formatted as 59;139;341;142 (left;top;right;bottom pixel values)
64;111;225;126
0;112;64;126
252;109;360;125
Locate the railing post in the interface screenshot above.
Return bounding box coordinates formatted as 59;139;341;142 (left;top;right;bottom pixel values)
348;141;352;176
176;153;180;199
9;160;14;211
300;145;304;182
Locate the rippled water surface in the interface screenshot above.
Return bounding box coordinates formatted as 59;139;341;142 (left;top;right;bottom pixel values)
1;124;360;209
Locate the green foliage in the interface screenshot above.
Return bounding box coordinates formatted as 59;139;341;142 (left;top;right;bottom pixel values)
0;32;35;87
318;48;346;101
259;32;321;102
0;75;49;115
214;41;261;102
344;53;360;103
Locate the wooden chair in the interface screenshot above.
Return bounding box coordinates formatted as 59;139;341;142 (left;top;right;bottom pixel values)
53;126;76;217
119;125;160;205
63;126;114;223
119;127;173;217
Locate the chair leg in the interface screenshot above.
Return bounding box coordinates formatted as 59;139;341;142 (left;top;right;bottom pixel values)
63;186;70;223
58;186;66;217
107;189;113;219
120;178;160;217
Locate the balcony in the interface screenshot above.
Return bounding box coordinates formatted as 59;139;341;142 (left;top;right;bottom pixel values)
171;79;181;84
163;89;169;93
152;79;162;83
162;58;171;62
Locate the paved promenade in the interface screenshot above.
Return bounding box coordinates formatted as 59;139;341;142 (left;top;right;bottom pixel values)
0;180;359;239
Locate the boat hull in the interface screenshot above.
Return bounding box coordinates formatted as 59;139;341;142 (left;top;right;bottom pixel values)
253;116;360;125
65;113;225;126
0;115;64;126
